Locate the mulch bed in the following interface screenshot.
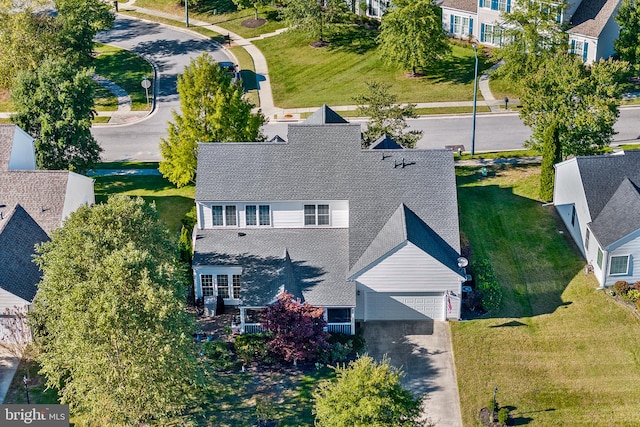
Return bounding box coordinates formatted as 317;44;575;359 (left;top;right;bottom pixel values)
479;408;507;426
310;40;330;48
241;18;267;28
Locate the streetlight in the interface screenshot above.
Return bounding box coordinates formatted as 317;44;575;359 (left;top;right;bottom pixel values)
493;386;498;420
23;375;30;404
471;43;479;156
185;0;189;27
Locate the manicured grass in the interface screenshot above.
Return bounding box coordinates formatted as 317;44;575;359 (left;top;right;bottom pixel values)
488;73;522;101
452;164;640;426
94;173;195;233
93;43;154;111
254;30;493;108
5;355;60;405
95;161;160;169
456;149;539;161
230;45;260;106
0;88;13;112
121;10;225;41
93;83;118;111
92;116;112;124
0;118;10;124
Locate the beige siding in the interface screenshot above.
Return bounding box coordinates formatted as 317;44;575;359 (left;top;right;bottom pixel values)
0;288;29;313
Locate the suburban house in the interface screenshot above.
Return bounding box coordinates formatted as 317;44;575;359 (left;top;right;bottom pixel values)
553;151;640;288
439;0;621;64
192;106;467;335
0;124;95;337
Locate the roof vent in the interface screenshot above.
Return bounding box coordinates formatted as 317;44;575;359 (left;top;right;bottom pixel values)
394;158;416;168
238;232;246;237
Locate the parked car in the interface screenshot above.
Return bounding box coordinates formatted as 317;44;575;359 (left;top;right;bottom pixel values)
218;61;241;84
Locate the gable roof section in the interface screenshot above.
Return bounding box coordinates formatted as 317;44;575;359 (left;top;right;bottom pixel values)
196;113;460;270
0;171;70;234
303;104;349;125
576;151;640;221
192;228;352;307
589;178;640;248
440;0;477;13
0;204;49;302
370;135;404;150
349;204;463;278
568;0;619;37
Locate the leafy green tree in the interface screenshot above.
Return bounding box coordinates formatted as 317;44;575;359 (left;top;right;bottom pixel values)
539;121;561;202
354;81;422;148
11;57;101;172
314;355;427;427
615;0;640;74
520;53;629;158
279;0;350;42
494;0;567;83
377;0;450;76
233;0;268;20
159;53;266;187
30;195;198;425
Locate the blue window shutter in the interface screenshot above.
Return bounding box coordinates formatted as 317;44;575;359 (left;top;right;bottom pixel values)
479;0;484;8
583;42;589;62
480;23;485;42
570;39;575;54
491;0;498;9
506;0;511;12
450;14;455;33
470;18;474;36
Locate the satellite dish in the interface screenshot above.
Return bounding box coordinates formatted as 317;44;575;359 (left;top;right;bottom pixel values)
457;257;469;268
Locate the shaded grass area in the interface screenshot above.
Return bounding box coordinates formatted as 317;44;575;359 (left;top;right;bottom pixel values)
95;161;160;169
94;43;154;111
93;82;118;111
120;10;225;42
453;164;640;426
230;45;260;106
254;29;492;108
5;357;59;405
94;173;195;233
92;116;112;124
488;73;522;101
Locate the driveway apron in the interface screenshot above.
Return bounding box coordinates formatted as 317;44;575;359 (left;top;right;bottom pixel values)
362;320;463;427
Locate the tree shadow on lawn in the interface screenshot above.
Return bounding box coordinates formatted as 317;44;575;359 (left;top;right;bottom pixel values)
421;52;493;85
457;165;584;319
327;24;378;55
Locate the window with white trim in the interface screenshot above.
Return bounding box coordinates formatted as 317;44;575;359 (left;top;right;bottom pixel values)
572;41;584;58
201;274;214;296
304;204;330;226
452;16;470;35
246;205;271;226
232;274;241;299
609;255;630;275
212;205;237;227
217;274;229;298
481;24;504;46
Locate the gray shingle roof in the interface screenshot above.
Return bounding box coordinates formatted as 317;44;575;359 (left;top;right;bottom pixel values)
193;228;353;307
576;151;640;221
568;0;619;38
0;204;49;302
0;125;16;171
589;178;640;248
0;171;70;234
370;135;404;150
303;105;349;125
440;0;477;13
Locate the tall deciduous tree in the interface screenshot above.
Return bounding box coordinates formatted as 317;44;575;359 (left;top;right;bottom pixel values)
159;53;266;187
30;195;198;425
539;121;561;202
520;53;629;158
261;292;329;364
279;0;350;43
354;81;422;148
494;0;567;83
377;0;450;76
314;355;428;427
615;0;640;74
233;0;267;20
11;57;102;172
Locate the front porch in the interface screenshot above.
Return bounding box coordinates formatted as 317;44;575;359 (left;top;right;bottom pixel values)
237;306;356;335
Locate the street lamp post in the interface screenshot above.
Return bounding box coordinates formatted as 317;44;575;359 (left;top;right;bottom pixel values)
493;386;498;420
185;0;189;27
23;375;30;404
471;43;479;156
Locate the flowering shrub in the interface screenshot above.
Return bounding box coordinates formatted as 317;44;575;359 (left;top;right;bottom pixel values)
473;259;503;312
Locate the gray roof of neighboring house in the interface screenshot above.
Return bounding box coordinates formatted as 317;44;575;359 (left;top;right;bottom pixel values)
370;135;404;150
576;151;640;221
568;0;620;37
440;0;477;13
0;204;49;303
589;178;640;248
192;228;353;307
303;104;349;125
0;171;70;234
0;125;16;171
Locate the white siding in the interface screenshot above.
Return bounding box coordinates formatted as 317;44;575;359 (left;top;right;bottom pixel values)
7;126;36;171
554;159;591;257
595;13;621;61
63;172;95;220
0;288;29;314
193;266;243;303
354;242;463;294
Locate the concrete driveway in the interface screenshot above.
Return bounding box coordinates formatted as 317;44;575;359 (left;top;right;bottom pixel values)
362;321;463;427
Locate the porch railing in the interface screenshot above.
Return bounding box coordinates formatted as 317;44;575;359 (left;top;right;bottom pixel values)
327;323;352;335
243;323;264;334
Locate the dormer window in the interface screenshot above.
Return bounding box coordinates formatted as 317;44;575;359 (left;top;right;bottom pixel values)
304;204;330;226
212;205;237;227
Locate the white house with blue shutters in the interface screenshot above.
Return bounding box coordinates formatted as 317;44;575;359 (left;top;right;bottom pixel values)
439;0;622;64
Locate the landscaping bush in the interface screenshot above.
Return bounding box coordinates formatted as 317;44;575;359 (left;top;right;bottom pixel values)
613;280;630;297
633;281;640;291
319;332;367;364
624;289;640;303
235;333;272;364
201;341;236;370
473;259;503;312
498;407;509;425
488;397;498;413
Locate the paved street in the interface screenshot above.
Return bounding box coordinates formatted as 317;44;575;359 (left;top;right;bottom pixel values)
91;16;235;161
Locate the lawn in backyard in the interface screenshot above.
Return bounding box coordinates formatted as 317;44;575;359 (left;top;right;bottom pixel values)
453;164;640;426
254;30;492;108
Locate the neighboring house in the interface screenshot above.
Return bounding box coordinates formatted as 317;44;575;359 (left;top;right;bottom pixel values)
0;125;95;335
439;0;621;64
554;151;640;288
192;106;467;334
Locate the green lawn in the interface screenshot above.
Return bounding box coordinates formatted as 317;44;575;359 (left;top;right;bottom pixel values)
94;43;154;111
93;173;195;233
254;29;492;108
453;164;640;426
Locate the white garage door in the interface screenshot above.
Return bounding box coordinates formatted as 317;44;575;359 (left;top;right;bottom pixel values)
366;292;445;321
